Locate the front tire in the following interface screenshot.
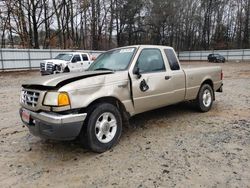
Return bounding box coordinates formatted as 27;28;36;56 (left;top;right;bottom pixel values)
63;67;70;73
82;103;122;153
195;84;214;112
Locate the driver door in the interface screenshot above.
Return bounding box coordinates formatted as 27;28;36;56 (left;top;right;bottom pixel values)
68;55;82;72
131;48;175;114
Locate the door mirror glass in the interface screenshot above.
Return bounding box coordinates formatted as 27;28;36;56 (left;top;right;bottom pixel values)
133;67;141;79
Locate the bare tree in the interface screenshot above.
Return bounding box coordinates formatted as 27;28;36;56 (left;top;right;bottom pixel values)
0;0;249;50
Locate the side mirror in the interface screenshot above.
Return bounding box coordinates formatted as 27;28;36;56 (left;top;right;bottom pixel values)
134;67;141;79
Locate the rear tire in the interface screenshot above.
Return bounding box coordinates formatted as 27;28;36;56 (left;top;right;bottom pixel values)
195;84;214;112
80;103;122;153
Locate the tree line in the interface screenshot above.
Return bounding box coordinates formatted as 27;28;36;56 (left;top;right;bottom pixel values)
0;0;249;51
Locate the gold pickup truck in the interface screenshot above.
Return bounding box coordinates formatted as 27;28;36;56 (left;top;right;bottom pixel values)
20;45;223;153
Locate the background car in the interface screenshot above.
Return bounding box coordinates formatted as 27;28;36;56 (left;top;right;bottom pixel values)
208;54;226;63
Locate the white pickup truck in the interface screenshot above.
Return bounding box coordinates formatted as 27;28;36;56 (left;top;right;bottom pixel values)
40;52;99;75
20;45;223;153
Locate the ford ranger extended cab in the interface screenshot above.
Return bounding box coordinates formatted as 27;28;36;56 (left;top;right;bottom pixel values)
40;52;101;75
20;45;223;153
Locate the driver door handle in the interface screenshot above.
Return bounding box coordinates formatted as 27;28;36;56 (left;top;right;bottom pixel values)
165;76;171;80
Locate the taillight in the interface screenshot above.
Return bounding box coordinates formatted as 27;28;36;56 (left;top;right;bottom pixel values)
221;71;223;80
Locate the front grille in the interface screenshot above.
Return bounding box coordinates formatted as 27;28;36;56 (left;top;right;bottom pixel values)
46;63;54;72
21;90;40;107
40;63;45;71
40;62;54;73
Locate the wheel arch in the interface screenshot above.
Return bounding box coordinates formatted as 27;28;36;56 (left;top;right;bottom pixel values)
82;96;130;123
64;66;70;72
201;79;214;89
199;79;215;100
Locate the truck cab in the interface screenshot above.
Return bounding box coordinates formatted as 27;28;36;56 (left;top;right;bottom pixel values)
128;46;186;114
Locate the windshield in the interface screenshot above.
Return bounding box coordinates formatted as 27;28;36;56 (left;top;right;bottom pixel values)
54;54;73;61
88;48;136;71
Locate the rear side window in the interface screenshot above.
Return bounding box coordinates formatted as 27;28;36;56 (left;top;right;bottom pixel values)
164;49;180;71
81;54;89;61
136;49;166;73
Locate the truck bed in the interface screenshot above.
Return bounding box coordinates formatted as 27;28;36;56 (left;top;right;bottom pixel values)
182;65;222;100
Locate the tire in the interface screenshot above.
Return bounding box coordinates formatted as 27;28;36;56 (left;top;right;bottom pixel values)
195;84;214;112
63;67;70;73
81;103;122;153
54;65;62;73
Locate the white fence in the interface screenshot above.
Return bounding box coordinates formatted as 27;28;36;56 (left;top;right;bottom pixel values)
0;48;104;71
0;48;249;71
178;49;250;61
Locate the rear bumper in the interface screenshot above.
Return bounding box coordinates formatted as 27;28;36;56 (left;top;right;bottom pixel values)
20;108;87;140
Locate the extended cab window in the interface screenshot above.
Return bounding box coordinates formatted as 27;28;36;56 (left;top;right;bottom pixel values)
72;55;81;63
136;49;165;73
164;49;180;71
81;54;89;61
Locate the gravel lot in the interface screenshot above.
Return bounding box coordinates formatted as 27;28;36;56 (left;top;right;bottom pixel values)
0;62;250;188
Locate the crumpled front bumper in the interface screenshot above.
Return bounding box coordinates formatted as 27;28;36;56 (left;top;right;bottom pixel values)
20;108;87;140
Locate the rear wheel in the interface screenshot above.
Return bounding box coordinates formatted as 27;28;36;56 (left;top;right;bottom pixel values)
195;84;214;112
80;103;122;153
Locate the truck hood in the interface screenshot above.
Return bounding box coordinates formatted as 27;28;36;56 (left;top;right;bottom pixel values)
22;71;113;89
43;59;67;65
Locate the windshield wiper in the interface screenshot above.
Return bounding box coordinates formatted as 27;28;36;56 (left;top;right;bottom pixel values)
94;68;114;71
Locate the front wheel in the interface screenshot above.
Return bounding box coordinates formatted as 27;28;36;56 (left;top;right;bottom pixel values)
63;67;70;73
195;84;214;112
81;103;122;153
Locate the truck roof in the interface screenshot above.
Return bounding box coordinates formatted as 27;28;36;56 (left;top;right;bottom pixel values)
110;45;174;51
57;52;89;55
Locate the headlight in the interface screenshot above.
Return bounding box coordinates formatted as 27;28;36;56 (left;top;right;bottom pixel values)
43;92;70;107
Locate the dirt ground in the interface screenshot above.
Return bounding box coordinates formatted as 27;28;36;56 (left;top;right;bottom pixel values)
0;61;250;188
